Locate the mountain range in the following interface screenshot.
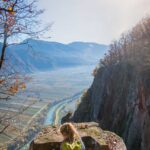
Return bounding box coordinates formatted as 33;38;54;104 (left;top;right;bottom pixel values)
4;39;108;72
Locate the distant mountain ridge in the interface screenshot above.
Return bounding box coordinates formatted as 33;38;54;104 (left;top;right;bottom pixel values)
3;39;108;72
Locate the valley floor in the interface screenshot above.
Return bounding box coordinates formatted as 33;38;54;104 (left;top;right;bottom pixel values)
0;99;50;149
0;65;94;149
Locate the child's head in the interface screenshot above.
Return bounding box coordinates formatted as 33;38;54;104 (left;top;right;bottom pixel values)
60;123;79;142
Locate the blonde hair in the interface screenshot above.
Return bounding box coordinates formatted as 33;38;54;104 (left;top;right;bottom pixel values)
60;123;79;142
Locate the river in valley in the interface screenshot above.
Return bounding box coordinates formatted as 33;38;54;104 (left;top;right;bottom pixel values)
19;65;94;149
20;92;82;150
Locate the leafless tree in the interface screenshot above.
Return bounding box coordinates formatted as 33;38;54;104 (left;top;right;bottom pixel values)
0;0;50;135
0;0;50;69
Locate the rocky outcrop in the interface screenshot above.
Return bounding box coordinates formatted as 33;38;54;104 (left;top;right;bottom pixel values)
61;112;72;124
29;122;126;150
73;17;150;150
73;63;150;150
141;108;150;150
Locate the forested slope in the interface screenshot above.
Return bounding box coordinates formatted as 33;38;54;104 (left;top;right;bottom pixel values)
73;17;150;150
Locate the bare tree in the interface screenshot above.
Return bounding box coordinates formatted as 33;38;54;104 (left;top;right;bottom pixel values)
0;0;50;69
0;57;32;134
0;0;50;135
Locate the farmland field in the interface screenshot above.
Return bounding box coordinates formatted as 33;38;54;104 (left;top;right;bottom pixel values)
0;65;94;149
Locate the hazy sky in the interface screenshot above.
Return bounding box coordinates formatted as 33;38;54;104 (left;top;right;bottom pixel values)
38;0;150;44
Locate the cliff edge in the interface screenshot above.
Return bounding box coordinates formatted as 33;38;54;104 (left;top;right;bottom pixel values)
73;17;150;150
29;122;126;150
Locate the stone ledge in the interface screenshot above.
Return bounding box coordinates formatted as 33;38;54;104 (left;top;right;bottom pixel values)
29;122;126;150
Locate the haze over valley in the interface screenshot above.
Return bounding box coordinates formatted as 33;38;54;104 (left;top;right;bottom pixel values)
0;0;150;149
0;39;108;148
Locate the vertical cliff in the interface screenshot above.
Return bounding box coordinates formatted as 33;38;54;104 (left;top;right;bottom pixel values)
73;17;150;150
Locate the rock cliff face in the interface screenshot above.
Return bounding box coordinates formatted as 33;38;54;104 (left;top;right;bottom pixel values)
29;122;126;150
73;63;150;150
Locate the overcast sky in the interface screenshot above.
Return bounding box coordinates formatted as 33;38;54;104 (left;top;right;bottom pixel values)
38;0;150;44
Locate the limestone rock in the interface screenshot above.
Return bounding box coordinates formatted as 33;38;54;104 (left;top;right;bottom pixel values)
73;63;150;150
29;122;126;150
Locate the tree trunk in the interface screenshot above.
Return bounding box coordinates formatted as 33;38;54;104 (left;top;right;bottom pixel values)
0;35;7;69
